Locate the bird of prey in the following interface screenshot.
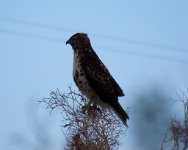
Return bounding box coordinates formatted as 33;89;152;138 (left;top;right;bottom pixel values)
66;33;129;126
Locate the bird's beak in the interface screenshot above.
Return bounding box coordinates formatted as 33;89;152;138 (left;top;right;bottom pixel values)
66;39;70;45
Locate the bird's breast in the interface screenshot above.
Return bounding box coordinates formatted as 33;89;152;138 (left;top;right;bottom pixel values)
73;53;100;102
73;52;89;93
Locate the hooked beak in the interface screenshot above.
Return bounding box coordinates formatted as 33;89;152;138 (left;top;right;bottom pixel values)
66;39;70;45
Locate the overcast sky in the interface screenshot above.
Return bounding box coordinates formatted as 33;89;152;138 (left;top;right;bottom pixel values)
0;0;188;150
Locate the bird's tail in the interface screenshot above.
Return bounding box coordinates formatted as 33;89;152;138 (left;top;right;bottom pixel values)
110;102;129;127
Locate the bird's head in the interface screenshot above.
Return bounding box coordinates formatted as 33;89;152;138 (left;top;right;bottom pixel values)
66;33;92;50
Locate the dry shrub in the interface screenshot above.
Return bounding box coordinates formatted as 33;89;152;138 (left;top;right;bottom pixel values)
40;87;127;150
161;90;188;150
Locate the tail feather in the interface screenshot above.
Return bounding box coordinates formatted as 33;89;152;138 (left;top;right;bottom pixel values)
110;102;129;127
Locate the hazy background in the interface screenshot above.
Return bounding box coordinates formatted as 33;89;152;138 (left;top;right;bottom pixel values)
0;0;188;149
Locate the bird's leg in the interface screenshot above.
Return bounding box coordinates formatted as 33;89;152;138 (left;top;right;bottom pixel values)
82;100;92;113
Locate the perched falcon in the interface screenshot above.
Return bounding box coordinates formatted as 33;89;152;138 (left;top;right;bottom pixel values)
66;33;129;126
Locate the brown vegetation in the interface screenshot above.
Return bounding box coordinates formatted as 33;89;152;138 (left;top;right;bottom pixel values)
40;87;127;150
161;90;188;150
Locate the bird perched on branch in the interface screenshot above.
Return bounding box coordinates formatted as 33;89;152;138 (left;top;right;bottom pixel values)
66;33;129;126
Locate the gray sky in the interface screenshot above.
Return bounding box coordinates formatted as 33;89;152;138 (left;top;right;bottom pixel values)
0;0;188;149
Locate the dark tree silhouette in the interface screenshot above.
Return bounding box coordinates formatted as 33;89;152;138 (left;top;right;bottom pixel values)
131;87;171;150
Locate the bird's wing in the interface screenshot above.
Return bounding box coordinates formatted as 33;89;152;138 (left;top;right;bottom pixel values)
81;50;124;103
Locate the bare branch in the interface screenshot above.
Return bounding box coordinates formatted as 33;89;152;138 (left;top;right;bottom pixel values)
161;89;188;150
40;87;127;150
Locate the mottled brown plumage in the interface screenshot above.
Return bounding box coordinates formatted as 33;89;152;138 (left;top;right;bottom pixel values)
66;33;129;126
